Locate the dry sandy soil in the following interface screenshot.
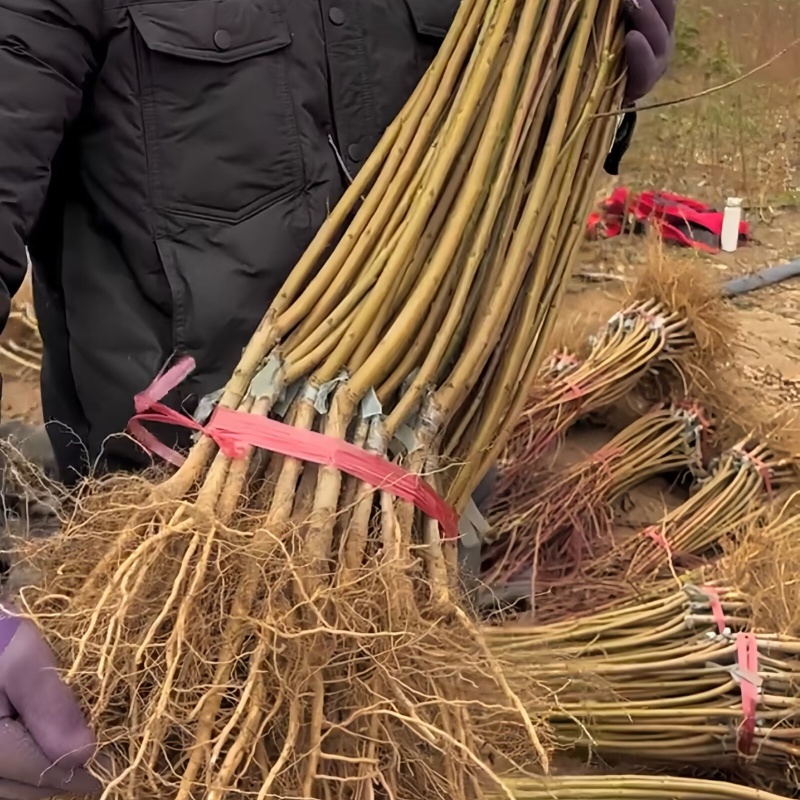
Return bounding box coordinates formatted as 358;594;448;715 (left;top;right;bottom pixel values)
0;278;41;424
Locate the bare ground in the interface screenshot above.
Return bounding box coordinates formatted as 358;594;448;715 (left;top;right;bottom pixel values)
0;278;41;424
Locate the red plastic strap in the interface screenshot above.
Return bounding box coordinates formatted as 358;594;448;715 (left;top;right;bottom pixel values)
699;585;727;634
736;632;759;755
641;189;711;215
655;221;720;254
128;358;460;540
589;187;751;251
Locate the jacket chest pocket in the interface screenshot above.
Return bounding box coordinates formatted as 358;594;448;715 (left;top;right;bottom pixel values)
403;0;458;38
130;0;302;222
404;0;458;63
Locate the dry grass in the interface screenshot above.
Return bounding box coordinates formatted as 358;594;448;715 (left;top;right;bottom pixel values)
625;240;735;365
722;492;800;636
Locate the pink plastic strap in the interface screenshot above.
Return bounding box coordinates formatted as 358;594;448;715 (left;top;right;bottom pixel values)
735;632;759;755
128;358;460;540
699;585;727;634
733;444;774;499
562;378;585;401
208;407;460;538
642;525;672;557
590;445;623;467
135;357;196;412
128;357;206;468
129;401;247;466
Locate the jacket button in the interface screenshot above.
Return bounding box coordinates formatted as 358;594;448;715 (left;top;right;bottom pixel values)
347;143;365;162
328;7;346;25
213;29;232;50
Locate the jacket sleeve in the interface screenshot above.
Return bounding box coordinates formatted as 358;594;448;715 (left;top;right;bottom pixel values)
0;0;100;330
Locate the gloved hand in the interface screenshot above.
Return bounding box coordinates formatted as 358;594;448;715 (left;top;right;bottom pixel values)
622;0;677;102
0;607;98;799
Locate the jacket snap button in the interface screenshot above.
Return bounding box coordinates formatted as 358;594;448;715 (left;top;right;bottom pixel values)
213;29;232;50
328;7;346;25
347;143;364;162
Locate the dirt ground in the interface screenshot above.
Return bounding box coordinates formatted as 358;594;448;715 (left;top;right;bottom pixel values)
0;278;42;424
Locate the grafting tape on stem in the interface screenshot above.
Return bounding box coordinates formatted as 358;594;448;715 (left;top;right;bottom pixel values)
684;583;729;634
732;442;777;498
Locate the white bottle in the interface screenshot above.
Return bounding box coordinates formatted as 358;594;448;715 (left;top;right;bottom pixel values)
720;197;743;253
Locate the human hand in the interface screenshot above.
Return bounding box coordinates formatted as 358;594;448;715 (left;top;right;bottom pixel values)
0;607;98;799
622;0;677;103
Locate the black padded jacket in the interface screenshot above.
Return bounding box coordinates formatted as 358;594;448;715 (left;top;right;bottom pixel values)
0;0;456;479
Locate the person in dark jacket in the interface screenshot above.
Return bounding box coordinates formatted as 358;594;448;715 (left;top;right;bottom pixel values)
0;0;674;482
0;0;676;796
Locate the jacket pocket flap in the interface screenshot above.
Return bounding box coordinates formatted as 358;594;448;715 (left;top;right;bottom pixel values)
403;0;459;38
130;0;291;64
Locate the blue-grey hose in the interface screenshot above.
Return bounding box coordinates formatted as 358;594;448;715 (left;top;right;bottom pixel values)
723;257;800;297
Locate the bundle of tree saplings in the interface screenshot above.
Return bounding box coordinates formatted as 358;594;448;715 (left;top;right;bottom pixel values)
526;440;793;623
484;582;800;783
482;403;708;588
492;299;696;506
586;441;791;581
15;2;629;799
492;774;794;800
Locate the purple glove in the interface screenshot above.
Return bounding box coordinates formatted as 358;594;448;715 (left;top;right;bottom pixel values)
0;607;98;800
623;0;677;102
